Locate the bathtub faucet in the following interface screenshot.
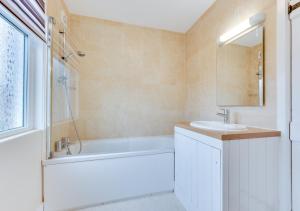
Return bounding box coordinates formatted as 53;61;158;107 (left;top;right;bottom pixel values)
55;137;74;155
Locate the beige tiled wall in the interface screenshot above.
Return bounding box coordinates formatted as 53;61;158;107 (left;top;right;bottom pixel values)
70;15;186;140
185;0;277;128
47;0;277;145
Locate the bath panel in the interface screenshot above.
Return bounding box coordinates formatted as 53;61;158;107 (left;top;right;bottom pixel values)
43;136;174;211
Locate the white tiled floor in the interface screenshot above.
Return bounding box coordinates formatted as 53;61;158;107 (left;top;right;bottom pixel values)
77;193;186;211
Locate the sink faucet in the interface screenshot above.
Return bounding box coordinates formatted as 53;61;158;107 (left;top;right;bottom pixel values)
217;108;230;124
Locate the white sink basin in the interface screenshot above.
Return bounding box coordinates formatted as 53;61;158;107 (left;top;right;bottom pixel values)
190;121;247;131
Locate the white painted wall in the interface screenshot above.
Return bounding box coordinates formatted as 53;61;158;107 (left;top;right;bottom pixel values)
290;4;300;142
293;142;300;211
0;131;44;211
290;2;300;211
277;1;292;211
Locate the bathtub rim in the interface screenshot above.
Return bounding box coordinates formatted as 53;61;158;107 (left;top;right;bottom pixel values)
43;148;174;166
44;135;174;166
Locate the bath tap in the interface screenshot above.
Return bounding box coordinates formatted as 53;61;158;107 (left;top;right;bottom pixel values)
55;137;75;155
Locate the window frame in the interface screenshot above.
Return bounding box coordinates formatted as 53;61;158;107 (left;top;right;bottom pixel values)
0;5;34;139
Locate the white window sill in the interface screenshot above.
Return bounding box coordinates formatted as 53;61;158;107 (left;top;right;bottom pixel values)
0;129;44;144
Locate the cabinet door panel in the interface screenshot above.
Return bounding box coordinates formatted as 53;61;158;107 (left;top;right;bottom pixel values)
212;147;221;211
196;142;221;211
175;133;222;211
190;140;199;210
175;133;193;209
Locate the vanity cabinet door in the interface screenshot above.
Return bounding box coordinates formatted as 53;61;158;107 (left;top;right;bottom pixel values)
175;133;193;209
192;141;221;211
175;133;222;211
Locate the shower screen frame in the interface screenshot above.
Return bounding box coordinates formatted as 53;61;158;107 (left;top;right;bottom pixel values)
46;16;55;159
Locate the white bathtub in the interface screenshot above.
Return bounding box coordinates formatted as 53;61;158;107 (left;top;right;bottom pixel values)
43;136;174;211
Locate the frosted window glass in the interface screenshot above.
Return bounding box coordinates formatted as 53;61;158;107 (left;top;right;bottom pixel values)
0;15;26;133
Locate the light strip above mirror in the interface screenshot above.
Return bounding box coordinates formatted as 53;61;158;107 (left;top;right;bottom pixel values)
219;12;265;46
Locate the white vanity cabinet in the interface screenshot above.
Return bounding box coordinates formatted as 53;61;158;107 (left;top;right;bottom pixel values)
175;133;221;211
175;124;280;211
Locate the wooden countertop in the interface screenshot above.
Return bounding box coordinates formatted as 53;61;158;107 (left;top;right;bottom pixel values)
175;122;281;141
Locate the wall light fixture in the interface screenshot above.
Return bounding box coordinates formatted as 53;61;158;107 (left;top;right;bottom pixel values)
219;12;265;45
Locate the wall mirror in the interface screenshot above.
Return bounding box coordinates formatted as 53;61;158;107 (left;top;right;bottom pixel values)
217;26;264;107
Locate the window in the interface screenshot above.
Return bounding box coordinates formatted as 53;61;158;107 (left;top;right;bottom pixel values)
0;12;28;136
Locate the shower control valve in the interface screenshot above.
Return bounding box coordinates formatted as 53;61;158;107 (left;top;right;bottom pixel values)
55;137;71;152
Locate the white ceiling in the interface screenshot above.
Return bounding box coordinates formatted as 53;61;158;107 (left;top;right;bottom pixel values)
63;0;215;33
